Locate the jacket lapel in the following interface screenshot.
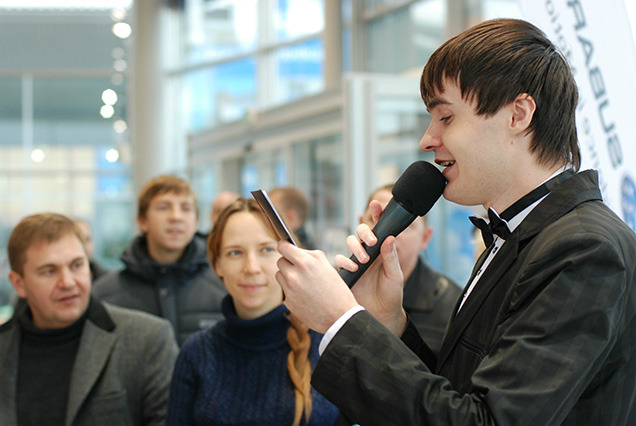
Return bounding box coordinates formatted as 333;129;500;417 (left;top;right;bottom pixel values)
65;320;117;426
436;236;519;370
435;170;603;373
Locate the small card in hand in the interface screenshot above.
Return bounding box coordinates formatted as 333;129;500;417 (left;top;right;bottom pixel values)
250;189;297;246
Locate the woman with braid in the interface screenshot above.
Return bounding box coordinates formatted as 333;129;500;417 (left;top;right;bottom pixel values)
166;198;339;425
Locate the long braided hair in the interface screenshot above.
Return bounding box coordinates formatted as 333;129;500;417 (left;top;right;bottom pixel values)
207;197;313;425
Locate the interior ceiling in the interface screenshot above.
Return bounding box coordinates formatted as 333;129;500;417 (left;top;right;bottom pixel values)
0;9;128;121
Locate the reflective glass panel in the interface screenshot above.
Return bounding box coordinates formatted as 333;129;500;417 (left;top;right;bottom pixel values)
182;57;257;132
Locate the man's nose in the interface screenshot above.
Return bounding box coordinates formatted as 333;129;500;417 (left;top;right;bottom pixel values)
169;205;184;219
419;127;440;152
58;268;76;288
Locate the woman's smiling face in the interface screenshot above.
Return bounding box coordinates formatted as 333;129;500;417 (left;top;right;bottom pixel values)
214;211;283;319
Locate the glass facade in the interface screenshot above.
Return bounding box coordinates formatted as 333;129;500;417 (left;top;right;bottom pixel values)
0;0;527;319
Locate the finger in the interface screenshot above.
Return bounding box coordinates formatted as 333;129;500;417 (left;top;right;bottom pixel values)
334;253;359;272
369;200;384;223
275;269;288;289
277;239;294;255
380;236;403;281
346;233;370;263
355;223;377;248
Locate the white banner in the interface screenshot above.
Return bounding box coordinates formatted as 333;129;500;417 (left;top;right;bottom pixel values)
517;0;636;231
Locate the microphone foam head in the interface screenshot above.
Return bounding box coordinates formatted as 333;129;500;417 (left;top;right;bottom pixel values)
391;161;446;216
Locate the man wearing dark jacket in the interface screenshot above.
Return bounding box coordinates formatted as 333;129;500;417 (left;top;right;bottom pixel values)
93;175;226;346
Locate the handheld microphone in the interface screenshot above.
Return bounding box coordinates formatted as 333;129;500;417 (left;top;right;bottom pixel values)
339;161;446;288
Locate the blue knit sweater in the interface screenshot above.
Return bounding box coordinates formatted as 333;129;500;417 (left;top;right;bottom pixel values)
166;295;340;425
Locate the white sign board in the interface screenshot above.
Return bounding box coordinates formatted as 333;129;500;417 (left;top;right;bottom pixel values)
517;0;636;230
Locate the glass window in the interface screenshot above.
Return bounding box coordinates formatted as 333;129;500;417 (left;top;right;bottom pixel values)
180;0;326;132
275;0;324;41
182;57;257;132
273;38;324;105
184;0;259;64
365;0;445;73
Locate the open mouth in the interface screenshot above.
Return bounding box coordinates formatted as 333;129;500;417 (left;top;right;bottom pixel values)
438;160;455;167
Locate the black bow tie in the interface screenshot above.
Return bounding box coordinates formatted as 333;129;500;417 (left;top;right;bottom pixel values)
470;209;510;247
469;169;576;247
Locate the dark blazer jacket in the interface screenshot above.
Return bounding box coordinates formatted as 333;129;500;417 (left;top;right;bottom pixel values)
313;170;636;425
0;299;179;426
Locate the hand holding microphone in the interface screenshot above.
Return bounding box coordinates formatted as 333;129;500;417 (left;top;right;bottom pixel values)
339;161;446;288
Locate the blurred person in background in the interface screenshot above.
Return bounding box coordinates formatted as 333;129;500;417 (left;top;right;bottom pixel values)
74;219;109;281
93;175;227;346
210;190;239;226
269;187;317;249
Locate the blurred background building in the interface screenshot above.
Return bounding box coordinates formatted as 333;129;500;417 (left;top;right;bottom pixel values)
1;0;634;318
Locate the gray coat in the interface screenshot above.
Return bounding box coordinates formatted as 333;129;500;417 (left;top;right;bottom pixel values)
0;299;179;426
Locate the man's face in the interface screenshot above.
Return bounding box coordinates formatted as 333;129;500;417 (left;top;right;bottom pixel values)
360;189;431;278
419;80;514;209
9;233;91;329
138;191;199;263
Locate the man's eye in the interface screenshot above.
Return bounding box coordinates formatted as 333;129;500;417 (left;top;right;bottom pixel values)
440;115;451;122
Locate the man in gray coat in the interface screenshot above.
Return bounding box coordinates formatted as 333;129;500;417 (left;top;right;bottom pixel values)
0;213;178;426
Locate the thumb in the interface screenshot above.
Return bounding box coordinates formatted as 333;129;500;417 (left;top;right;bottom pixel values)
380;236;403;282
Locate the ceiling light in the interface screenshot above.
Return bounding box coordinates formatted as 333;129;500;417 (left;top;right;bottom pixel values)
100;104;115;119
112;22;132;39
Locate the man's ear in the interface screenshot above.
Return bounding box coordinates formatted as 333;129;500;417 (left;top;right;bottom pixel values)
137;215;148;233
510;93;536;135
419;226;434;251
8;271;27;299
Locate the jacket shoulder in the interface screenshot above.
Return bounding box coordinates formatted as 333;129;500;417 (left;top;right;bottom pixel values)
102;302;171;330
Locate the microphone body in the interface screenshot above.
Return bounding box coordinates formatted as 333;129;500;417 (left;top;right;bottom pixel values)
338;198;415;286
339;161;446;288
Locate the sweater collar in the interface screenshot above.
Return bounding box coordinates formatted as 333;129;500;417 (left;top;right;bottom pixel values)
221;295;290;348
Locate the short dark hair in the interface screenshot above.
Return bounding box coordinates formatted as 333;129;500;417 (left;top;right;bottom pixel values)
420;18;580;170
8;213;85;275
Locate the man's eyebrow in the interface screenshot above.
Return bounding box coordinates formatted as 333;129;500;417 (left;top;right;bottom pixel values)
35;256;85;270
35;263;57;271
426;98;451;112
